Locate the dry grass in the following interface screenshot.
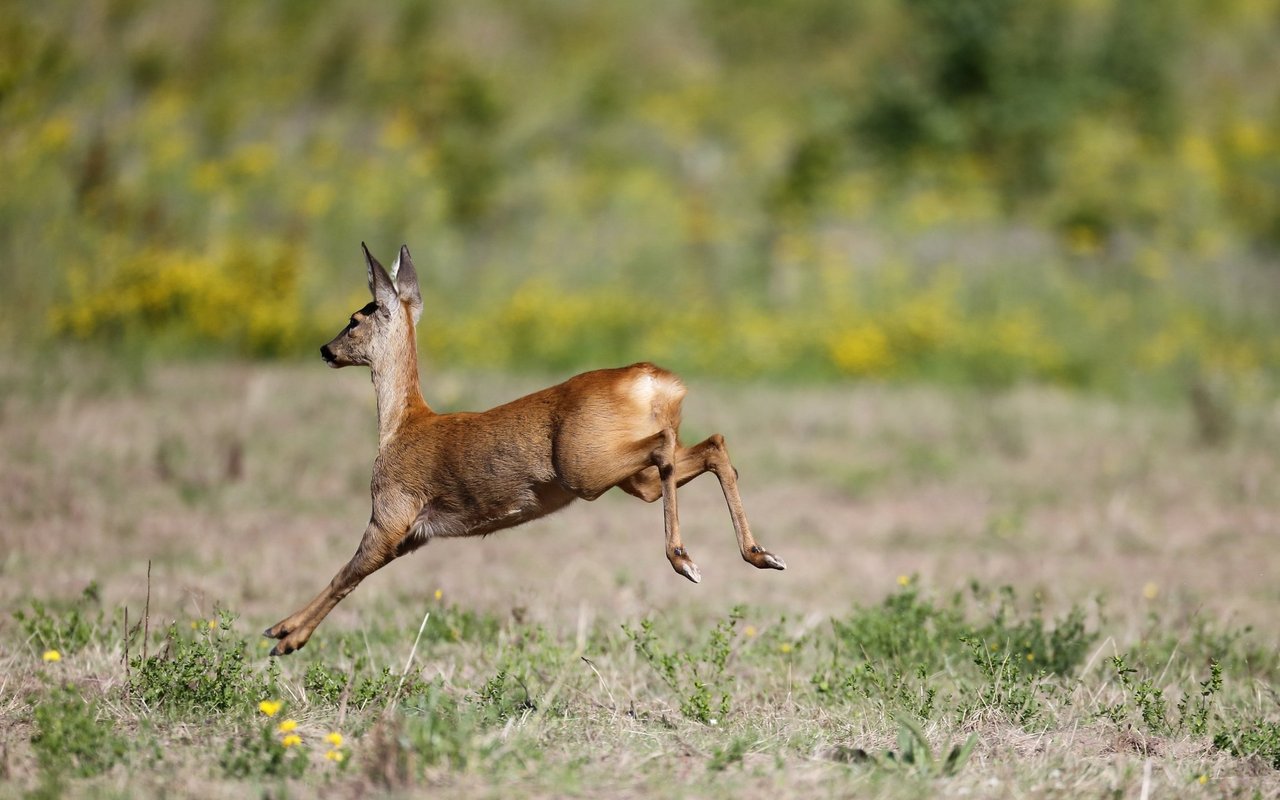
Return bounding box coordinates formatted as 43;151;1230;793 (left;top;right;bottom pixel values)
2;353;1279;798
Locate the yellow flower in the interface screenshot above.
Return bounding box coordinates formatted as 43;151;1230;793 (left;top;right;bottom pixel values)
325;749;345;762
779;642;793;654
208;619;218;630
1198;774;1208;785
278;719;298;733
743;625;757;638
325;732;344;748
1026;653;1035;662
1143;582;1159;600
42;650;62;662
281;734;302;748
258;699;283;717
434;588;443;601
897;575;910;587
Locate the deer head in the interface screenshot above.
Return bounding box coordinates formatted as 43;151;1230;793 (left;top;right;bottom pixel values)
320;243;423;369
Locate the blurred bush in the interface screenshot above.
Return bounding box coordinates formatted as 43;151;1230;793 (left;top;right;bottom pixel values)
1;0;1277;391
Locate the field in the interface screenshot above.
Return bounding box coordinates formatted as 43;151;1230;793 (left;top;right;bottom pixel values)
4;1;1280;797
3;354;1279;798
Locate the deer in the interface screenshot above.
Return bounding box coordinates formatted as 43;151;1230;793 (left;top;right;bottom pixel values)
263;243;786;655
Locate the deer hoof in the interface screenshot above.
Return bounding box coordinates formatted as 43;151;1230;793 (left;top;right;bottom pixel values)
673;560;702;584
745;549;786;570
269;637;305;657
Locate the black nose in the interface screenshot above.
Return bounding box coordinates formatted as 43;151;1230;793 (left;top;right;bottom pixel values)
320;344;334;362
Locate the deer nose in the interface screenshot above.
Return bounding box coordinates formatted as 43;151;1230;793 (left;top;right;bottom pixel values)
320;344;334;362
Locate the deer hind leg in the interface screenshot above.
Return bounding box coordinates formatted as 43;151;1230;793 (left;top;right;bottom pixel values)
619;433;786;573
263;522;399;656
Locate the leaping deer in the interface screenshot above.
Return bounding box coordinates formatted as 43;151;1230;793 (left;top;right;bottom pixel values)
263;244;786;655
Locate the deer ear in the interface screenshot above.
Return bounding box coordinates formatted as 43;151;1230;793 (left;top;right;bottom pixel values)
394;245;423;325
363;242;398;309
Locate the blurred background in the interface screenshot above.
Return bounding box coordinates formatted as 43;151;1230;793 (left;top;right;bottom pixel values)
2;0;1278;395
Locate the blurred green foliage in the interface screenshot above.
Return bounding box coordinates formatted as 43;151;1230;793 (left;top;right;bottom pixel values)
2;0;1278;390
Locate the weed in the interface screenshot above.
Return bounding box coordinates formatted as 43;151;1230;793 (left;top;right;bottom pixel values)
831;718;979;778
707;736;753;772
303;661;427;710
130;609;279;716
30;683;129;780
625;606;743;724
474;669;536;721
961;635;1044;726
1213;721;1280;769
399;683;495;771
14;583;106;655
219;703;309;779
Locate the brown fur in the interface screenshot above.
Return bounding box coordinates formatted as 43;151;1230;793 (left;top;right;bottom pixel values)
264;244;785;655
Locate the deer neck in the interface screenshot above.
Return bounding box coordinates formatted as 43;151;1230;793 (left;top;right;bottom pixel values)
369;325;430;445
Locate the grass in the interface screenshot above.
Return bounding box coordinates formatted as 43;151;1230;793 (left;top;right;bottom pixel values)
3;355;1280;797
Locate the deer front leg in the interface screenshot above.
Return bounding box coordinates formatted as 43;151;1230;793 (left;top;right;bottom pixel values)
264;521;400;656
652;427;701;583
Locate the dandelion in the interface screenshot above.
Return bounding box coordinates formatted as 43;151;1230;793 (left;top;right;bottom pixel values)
897;575;910;587
281;734;302;748
325;732;344;748
325;749;345;762
278;719;298;733
42;649;62;662
258;699;283;717
779;642;793;654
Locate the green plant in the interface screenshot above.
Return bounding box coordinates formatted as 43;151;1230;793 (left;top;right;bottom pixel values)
15;583;106;655
707;735;753;772
1213;721;1280;769
219;707;309;779
625;607;743;724
837;718;979;778
130;609;279;715
30;683;129;780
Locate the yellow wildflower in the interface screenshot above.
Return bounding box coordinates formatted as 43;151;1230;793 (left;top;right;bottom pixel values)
208;619;218;630
281;734;302;748
42;649;62;662
779;642;793;654
1143;582;1159;600
278;719;298;733
434;588;443;601
1026;653;1035;662
325;749;345;762
258;699;283;717
1198;774;1208;784
897;575;910;587
743;625;757;638
325;732;344;748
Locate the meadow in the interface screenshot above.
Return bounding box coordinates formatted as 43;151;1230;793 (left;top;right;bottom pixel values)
3;1;1280;797
2;355;1280;797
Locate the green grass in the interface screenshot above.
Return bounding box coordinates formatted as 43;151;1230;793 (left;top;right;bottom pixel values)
6;582;1279;797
